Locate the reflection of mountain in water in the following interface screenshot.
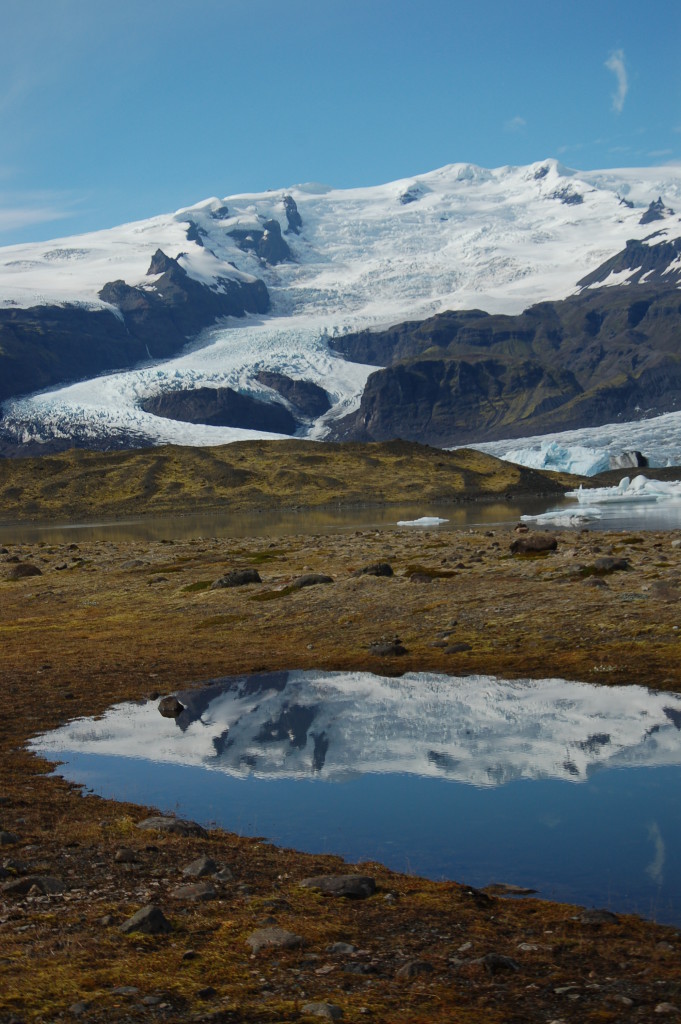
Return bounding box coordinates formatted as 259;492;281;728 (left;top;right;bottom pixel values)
31;672;681;788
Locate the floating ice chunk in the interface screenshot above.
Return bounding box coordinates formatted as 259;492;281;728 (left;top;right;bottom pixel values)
567;475;681;505
396;516;449;527
521;509;599;526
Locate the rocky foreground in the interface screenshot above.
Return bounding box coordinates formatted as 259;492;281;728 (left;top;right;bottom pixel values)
2;519;681;1023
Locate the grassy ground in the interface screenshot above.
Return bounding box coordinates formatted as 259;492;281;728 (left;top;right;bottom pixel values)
1;443;681;1022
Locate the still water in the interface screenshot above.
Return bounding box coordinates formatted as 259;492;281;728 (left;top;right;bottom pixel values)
30;671;681;925
3;494;681;545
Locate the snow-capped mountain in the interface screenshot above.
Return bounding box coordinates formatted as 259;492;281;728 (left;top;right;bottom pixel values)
1;160;681;453
29;670;681;788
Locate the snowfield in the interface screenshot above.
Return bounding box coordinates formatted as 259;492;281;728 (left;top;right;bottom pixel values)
1;158;681;455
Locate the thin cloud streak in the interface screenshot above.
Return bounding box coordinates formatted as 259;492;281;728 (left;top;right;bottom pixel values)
605;49;628;114
504;116;526;133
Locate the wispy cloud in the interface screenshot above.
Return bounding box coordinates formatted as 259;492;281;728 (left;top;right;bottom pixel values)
504;116;526;133
605;49;628;114
0;190;85;240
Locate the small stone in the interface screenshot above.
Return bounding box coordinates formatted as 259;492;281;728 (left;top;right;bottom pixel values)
369;640;407;657
182;855;218;878
289;573;333;590
655;1004;680;1015
99;914;114;927
472;953;520;975
171;881;216;902
326;942;357;955
302;1002;344;1020
0;831;19;845
7;563;43;579
299;875;376;899
210;569;262;589
246;926;305;952
395;960;434;979
69;1001;89;1016
141;996;162;1006
119;904;172;935
182;949;197;961
214;866;235;882
114;847;139;863
158;696;185;718
579;908;619;925
444;642;472;654
136;816;208;837
510;534;557;554
111;986;139;997
197;987;217;1000
353;563;393;578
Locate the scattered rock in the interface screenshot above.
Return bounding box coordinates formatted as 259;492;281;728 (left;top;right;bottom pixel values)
136;816;208;837
655;1004;680;1016
326;942;358;955
158;695;185;718
6;562;43;579
289;573;334;590
579;908;619;925
299;875;376;899
69;1000;90;1016
111;986;139;997
510;534;557;554
114;847;139;863
444;642;472;654
395;960;434;979
171;881;217;901
483;882;538;896
210;569;262;589
592;556;629;573
472;953;521;975
369;638;407;657
302;1002;344;1020
353;562;393;578
1;874;64;896
246;926;306;952
119;904;172;935
182;855;218;878
196;986;217;1000
0;831;19;845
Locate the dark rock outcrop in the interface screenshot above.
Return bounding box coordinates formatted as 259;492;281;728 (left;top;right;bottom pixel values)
210;569;262;589
140;386;298;434
0;251;269;405
158;696;185;718
329;277;681;446
639;197;675;225
283;195;303;234
609;450;648;470
227;219;292;264
255;370;331;418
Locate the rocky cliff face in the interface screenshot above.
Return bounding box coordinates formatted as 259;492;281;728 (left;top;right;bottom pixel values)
0;251;269;404
329;254;681;446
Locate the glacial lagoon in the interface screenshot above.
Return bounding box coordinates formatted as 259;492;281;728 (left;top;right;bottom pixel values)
30;671;681;925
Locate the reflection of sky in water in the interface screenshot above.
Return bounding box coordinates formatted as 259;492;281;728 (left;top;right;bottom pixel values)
31;671;681;925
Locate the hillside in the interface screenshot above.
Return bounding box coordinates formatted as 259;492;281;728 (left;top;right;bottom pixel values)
0;439;576;522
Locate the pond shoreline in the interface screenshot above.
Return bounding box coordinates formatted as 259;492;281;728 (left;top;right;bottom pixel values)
3;521;681;1021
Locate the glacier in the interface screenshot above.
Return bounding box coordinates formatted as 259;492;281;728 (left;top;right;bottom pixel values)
1;159;681;453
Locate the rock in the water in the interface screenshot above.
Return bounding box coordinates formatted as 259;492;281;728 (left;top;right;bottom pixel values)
136;816;208;838
246;926;305;952
299;875;376;899
353;562;394;578
510;534;557;554
302;1003;344;1020
120;904;172;935
182;855;218;878
289;573;333;590
171;881;217;902
158;695;185;718
210;569;261;589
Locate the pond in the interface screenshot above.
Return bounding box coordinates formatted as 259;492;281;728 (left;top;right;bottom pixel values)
30;671;681;926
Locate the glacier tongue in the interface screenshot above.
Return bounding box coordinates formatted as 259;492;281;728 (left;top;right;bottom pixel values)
1;159;681;450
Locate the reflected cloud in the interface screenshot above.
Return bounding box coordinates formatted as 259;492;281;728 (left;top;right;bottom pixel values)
646;822;665;885
30;671;681;788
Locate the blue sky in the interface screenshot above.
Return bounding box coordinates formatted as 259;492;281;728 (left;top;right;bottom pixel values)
1;0;679;244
